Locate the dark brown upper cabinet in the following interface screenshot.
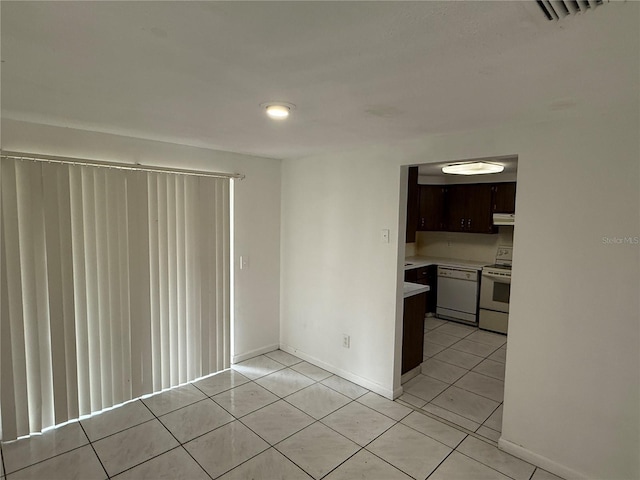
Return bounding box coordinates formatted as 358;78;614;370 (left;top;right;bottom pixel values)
406;167;419;243
418;185;446;231
492;182;517;214
444;184;495;233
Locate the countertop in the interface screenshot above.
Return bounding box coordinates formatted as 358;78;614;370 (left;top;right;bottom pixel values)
403;282;430;298
404;255;488;271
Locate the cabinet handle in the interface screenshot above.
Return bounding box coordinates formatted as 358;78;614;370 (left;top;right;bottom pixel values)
468;219;471;229
460;219;464;227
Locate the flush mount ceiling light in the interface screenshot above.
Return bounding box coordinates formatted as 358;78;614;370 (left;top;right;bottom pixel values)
261;102;296;120
442;162;505;175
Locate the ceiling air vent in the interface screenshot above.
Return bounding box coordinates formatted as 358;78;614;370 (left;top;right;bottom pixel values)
536;0;607;20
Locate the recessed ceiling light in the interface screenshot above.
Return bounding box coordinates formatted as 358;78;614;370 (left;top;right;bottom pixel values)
261;102;296;120
442;162;504;175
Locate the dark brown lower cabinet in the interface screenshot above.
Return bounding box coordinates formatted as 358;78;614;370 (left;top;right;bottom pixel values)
402;292;427;374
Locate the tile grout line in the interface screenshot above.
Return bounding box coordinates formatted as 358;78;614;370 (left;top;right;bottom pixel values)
78;422;110;479
1;441;89;477
135;395;216;480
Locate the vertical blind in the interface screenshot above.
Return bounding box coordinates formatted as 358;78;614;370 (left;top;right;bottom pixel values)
0;157;231;441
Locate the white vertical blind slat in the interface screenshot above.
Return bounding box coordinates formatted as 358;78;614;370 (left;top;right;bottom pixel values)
69;166;91;416
0;158;231;441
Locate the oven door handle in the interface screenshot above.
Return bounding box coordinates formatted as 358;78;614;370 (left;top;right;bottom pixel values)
482;274;512;283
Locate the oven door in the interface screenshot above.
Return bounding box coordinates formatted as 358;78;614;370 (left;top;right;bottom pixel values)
480;273;511;313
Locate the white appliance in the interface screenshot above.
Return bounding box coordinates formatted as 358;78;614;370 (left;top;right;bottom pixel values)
479;246;512;334
493;213;515;226
436;266;480;324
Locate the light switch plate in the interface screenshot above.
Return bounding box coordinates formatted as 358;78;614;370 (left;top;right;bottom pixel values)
381;229;390;243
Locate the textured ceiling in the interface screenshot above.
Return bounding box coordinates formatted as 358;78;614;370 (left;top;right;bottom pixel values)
1;1;638;160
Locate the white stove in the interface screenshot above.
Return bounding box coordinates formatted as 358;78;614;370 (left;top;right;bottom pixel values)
479;246;512;334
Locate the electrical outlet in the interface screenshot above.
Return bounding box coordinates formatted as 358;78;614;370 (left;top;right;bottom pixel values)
342;334;350;348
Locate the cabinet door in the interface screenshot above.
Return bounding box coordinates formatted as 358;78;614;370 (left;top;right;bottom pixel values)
465;184;494;233
493;182;516;213
402;292;426;374
418;185;446;231
406;167;419;242
445;185;467;232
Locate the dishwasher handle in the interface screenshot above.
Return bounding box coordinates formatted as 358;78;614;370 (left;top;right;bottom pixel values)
437;266;479;281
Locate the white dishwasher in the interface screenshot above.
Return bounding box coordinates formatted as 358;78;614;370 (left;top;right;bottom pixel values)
436;266;480;324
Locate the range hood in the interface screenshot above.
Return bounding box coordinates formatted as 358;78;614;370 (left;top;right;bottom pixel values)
493;213;515;226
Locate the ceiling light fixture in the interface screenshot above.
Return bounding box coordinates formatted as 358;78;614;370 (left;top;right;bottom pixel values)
261;102;296;120
441;162;505;175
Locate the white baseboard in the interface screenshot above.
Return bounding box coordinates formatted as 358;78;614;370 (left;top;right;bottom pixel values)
279;344;396;399
498;437;588;480
232;344;279;364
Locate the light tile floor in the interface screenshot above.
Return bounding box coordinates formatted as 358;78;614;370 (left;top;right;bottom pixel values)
0;331;564;480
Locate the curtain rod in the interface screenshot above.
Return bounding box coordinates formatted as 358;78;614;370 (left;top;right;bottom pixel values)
0;151;246;180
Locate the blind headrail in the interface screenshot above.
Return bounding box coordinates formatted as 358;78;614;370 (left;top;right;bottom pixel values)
0;151;246;180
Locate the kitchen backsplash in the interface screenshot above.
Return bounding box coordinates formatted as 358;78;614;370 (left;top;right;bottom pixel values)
405;243;417;257
415;227;514;263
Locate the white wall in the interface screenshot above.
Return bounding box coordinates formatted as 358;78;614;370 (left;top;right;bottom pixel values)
279;108;639;479
280;152;404;396
1;119;282;363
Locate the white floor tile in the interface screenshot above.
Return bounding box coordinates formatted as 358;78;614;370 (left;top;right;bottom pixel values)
423;341;448;358
433;348;484;369
397;392;427;408
264;350;303;367
93;419;179;477
321;375;368;399
400;411;467;448
451;339;500;358
476;426;501;443
255;368;315;397
213;382;279;418
367;424;451;480
240;400;314;445
357;392;412;421
531;468;565;480
1;422;88;474
431;386;500;424
81;400;154;441
454;372;504;402
9;445;105;480
112;447;209;480
466;330;507;347
321;402;395;446
231;355;286;380
424;330;461;347
429;451;511;479
436;322;477;338
192;370;250;396
483;405;503;432
473;359;506;381
276;423;359;480
184;420;269;479
159;399;234;443
403;374;449;402
324;449;412;480
425;318;447;331
285;384;351;420
290;362;333;382
422;358;468;384
217;448;310;480
488;346;507;364
142;384;206;417
457;436;536;480
421;403;481;432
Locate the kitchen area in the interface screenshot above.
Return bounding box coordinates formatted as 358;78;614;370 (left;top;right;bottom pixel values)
400;158;516;436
